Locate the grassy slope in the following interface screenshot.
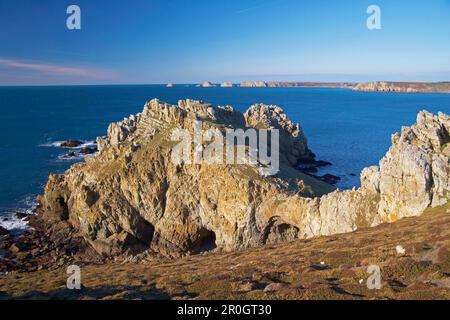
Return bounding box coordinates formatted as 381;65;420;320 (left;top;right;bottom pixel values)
1;203;449;300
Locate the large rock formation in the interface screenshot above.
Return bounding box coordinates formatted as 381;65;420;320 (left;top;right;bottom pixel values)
363;111;450;221
37;99;450;260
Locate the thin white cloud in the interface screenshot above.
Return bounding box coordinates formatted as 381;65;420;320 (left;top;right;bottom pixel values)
0;58;115;80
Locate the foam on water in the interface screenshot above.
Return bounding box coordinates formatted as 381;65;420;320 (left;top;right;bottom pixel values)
39;140;96;149
0;195;37;232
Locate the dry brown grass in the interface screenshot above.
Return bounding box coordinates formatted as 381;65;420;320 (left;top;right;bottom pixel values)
1;203;449;300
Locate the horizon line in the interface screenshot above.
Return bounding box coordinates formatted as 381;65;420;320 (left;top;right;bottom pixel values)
1;80;450;88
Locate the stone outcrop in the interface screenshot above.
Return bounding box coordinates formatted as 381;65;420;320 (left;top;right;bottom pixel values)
37;99;450;260
244;103;315;165
362;111;450;221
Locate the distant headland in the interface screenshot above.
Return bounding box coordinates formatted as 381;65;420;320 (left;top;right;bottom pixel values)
166;81;450;93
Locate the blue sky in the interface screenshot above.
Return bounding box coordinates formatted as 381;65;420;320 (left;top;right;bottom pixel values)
0;0;450;85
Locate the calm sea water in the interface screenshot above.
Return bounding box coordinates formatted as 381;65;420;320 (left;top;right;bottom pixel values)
0;85;449;229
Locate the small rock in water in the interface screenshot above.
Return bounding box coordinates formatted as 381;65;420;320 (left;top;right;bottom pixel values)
0;226;9;236
317;174;341;185
314;160;333;167
396;245;406;256
80;147;97;155
60;140;83;148
15;212;29;220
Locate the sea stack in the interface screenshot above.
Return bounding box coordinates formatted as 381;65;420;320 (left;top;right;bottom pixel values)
220;82;234;88
201;81;215;88
166;83;174;88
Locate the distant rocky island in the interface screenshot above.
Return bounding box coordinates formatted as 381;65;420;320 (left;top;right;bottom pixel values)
199;81;215;88
353;81;450;93
239;81;354;88
190;81;450;93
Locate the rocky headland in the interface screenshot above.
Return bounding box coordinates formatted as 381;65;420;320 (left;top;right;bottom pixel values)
33;98;450;260
239;81;354;88
353;81;450;94
1;99;449;280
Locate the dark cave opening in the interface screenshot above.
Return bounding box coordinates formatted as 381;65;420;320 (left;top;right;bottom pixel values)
190;228;217;254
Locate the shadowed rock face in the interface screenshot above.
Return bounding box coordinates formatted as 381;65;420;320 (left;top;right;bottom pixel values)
37;99;449;259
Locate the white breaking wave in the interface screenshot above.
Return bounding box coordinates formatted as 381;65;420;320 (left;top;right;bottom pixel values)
39;140;96;149
0;196;38;233
57;152;96;161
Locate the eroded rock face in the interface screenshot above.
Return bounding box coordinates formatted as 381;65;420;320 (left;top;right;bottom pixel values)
244;104;315;165
37;100;449;260
363;111;450;221
38;99;334;258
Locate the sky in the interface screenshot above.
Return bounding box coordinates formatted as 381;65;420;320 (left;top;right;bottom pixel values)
0;0;450;85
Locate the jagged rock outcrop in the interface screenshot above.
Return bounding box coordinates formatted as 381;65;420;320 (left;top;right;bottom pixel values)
362;111;450;221
37;99;450;260
38;99;334;258
244;103;315;165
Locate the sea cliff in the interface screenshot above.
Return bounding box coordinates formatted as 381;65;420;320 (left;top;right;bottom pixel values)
34;99;449;260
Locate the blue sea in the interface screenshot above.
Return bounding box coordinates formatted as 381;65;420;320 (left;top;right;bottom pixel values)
0;85;449;230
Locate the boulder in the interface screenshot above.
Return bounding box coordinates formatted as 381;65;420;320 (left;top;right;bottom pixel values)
60;140;83;148
0;226;8;236
80;147;97;155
